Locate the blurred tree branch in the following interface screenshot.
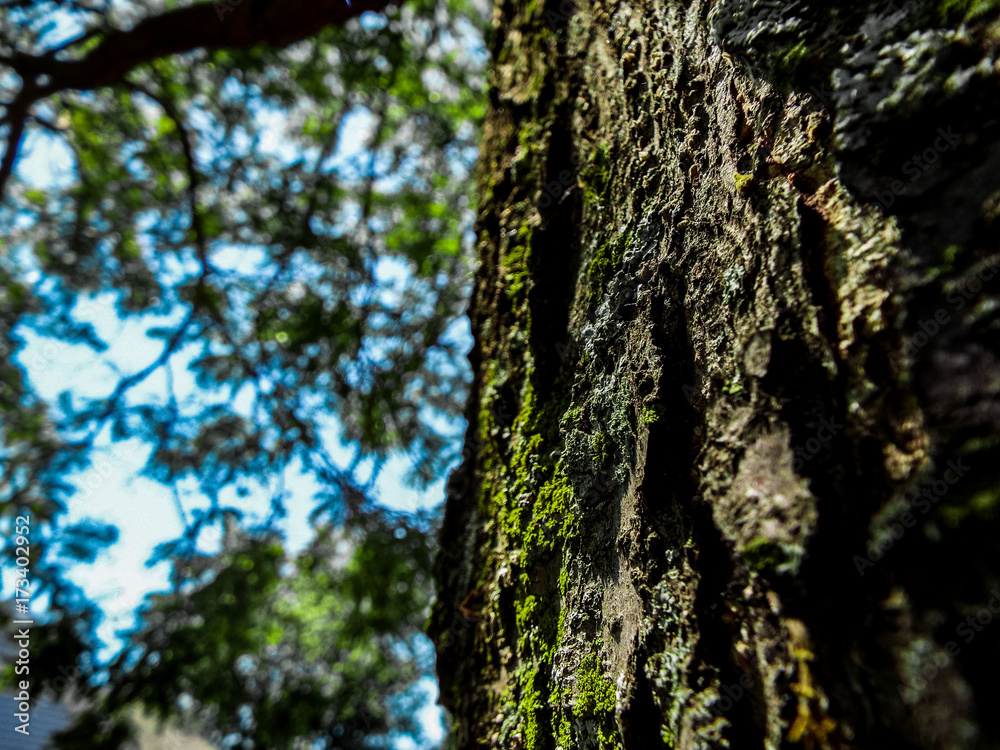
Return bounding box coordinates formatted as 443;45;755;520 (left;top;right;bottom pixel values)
0;0;396;198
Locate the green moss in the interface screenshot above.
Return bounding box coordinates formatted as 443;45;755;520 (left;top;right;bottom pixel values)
517;123;545;165
504;224;535;307
579;142;612;205
774;41;808;83
733;172;755;193
958;434;1000;454
983;190;1000;225
941;487;1000;526
526;475;575;557
588;243;612;286
610;237;628;266
563;404;584;426
557;714;573;750
660;724;676;747
516;594;537;631
484;372;576;747
939;0;1000;23
512;589;563;746
520;676;545;749
470;146;621;744
567;654;620;749
574;654;616;717
585;233;631;305
934;243;965;275
641;404;665;424
741;537;789;573
592;432;610;462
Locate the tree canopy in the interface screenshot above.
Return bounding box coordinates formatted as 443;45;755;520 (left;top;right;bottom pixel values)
0;0;487;746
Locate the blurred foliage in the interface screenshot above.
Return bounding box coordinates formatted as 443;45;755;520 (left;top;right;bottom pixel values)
0;0;487;746
50;510;436;749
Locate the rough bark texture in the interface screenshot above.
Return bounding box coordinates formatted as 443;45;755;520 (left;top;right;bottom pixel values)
429;1;1000;748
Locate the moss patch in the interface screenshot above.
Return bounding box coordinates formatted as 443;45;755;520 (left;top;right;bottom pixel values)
774;41;808;84
574;654;616;717
741;536;790;573
641;404;665;424
939;0;1000;24
733;172;755;193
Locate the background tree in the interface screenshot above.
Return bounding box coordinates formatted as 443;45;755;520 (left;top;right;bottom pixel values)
428;0;1000;748
53;510;436;749
0;0;487;746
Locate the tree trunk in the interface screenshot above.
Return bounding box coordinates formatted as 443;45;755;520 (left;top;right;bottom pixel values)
429;1;1000;748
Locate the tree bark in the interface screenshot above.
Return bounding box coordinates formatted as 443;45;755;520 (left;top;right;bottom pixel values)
429;0;1000;748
